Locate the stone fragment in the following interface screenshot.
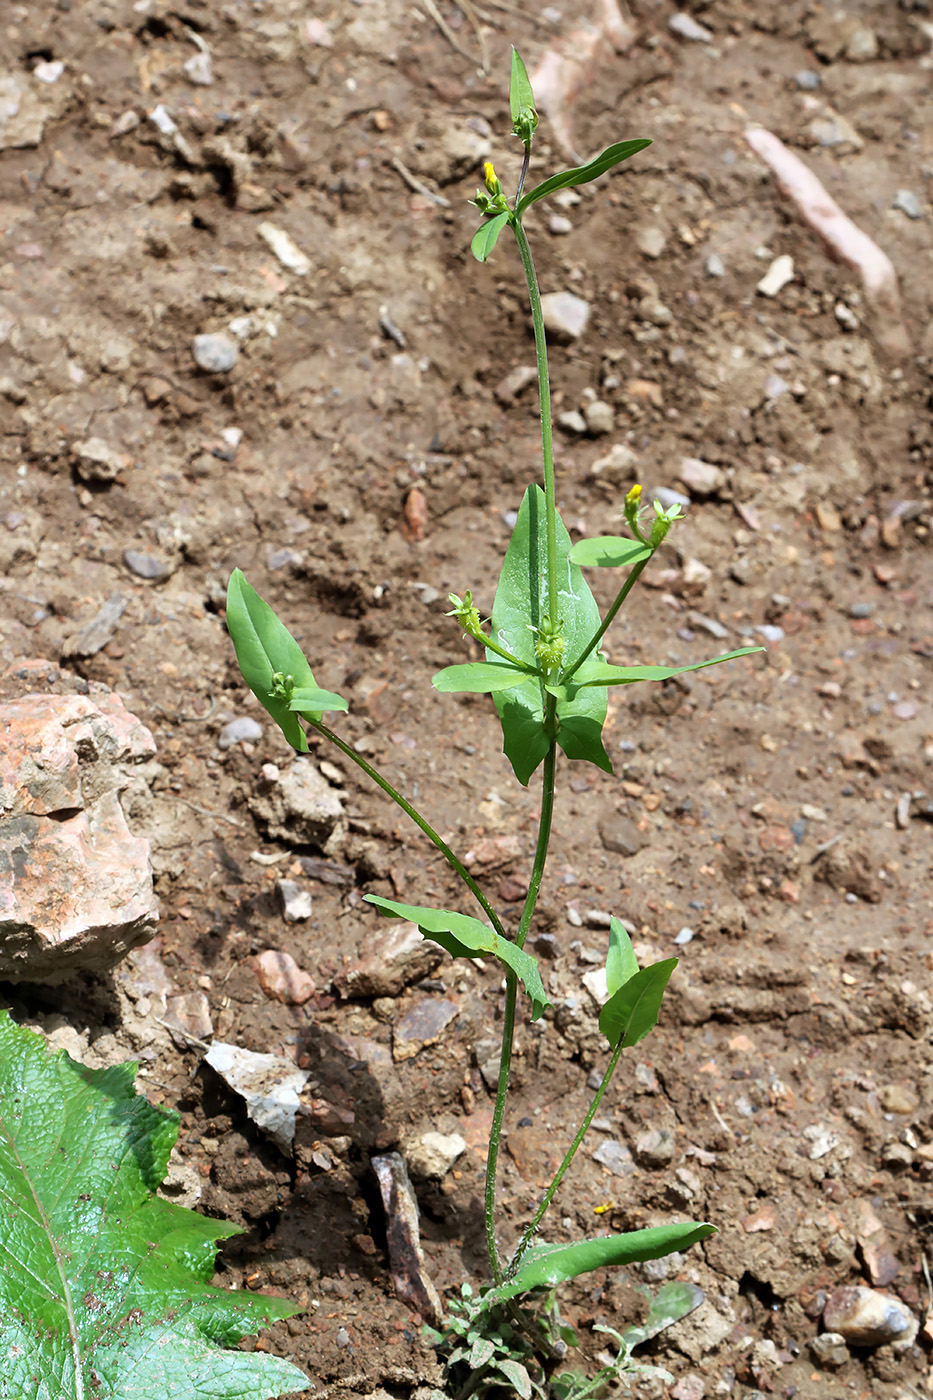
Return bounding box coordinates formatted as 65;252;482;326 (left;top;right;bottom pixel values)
687;610;729;640
669;12;713;42
635;224;667;259
893;190;923;221
809;1333;848;1370
705;253;725;277
588;442;638;485
634;1127;675;1168
598;813;644;857
254;948;315;1003
822;1287;915;1346
163;991;213;1043
540;291;590;341
257;221;311;275
193;332;238;373
592;1139;633;1175
494;364;537;406
549;214;572;235
878;1082;920;1114
584;399;614;435
303;1097;355;1135
582;967;609;1005
678;457;723;497
846;27;878;62
405;1130;466;1178
123;550;172;581
757;255;795;298
392;999;458;1062
218;716;263;749
372;1152;441;1321
0;71;62;148
336;921;443;999
808;113;864;152
205;1041;309;1153
683;558;712;592
558;409;587;434
0;693;158;982
274;879;312;923
72;437;126;483
61;593;128;660
249;760;346;849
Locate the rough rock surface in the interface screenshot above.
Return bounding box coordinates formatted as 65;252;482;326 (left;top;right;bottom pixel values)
0;692;159;981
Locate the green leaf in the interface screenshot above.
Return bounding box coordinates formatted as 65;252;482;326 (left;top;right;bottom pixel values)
226;569;348;748
622;1280;705;1350
568;536;652;569
490;485;611;784
432;661;535;694
509;47;536;127
598;958;678;1050
517;139;652;215
288;685;349;714
472;210;510;263
606;916;638;998
0;1011;308;1400
489;1223;716;1303
364;895;551;1021
549;648;765;701
468;1335;496;1369
493;1358;533;1400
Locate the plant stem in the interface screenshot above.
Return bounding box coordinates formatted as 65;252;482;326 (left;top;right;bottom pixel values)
515;145;530;207
484;709;558;1283
512;218;558;638
508;1035;625;1276
562;554;651;683
305;718;506;942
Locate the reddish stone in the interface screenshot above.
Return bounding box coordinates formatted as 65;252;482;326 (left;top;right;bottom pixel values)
402;487;428;541
253;949;315;1005
759;825;795;853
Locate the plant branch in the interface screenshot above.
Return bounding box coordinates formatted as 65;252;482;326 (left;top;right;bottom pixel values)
305;718;506;941
508;1035;625;1276
562;554;651;683
512;218;558;639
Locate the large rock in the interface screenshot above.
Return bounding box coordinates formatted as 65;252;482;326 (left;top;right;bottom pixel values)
0;693;159;981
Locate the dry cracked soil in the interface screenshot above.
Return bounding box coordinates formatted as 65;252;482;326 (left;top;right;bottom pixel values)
2;1;933;1398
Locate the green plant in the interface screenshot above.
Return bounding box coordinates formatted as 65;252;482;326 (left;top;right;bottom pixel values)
226;47;762;1392
0;1011;308;1400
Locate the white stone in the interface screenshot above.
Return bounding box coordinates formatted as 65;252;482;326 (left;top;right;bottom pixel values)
405;1130;467;1178
540;291;591;341
757;255;795;298
257;222;311;275
205;1042;309;1153
678;457;723;497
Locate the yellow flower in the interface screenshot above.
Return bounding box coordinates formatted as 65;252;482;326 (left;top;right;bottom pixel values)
625;483;642;506
484;161;499;195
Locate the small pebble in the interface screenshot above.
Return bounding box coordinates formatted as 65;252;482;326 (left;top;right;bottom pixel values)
592;1139;633;1175
405;1130;466;1179
849;601;873;619
757;255;795;298
123;549;171;581
822;1287;915;1346
634;1127;675;1168
895;794;912;830
674;926;694;945
878;1082;920;1114
557;409;588;434
678;456;723;497
809;1333;848;1370
892;701;917;721
549;214;573;235
73;437;125;483
893;189;923;220
584;399;614;435
540;291;590;341
635;224;667;259
275;878;313;923
795;70;821;90
254;948;315;1004
193;332;239;373
835;302;859;331
755;624;785;643
654;486;690;512
669;12;713;42
219;716;264;749
704;253;725;277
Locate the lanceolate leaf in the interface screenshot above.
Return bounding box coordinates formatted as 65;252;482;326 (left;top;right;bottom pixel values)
288;685;350;713
569;536;652;569
509;47;536;128
0;1011;308;1400
605;916;639;998
490;485;611;784
472;211;510;263
546;649;764;701
622;1280;705;1350
432;660;536;694
226;569;349;748
364;895;550;1021
489;1223;716;1303
517;139;652;215
598;958;678;1050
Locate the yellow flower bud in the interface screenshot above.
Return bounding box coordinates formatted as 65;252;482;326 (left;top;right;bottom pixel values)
625;483;642;506
484;161;499;194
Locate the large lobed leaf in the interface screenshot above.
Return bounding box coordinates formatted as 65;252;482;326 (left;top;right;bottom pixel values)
0;1011;308;1400
490;485;611;785
364;895;550;1021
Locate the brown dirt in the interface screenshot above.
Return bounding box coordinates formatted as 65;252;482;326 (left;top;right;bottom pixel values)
2;1;932;1397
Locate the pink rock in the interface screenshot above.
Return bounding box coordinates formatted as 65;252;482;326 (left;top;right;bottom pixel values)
254;949;316;1005
0;694;158;981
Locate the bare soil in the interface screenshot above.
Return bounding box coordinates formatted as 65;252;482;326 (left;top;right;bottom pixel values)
2;1;933;1397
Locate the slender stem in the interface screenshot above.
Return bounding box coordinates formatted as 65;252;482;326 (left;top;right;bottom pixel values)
512;218;558;638
562;555;651;683
508;1036;625;1276
515;144;531;207
305;718;507;942
476;630;538;671
483;708;558;1283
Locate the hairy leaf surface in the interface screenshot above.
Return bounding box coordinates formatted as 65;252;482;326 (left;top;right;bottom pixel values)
0;1011;308;1400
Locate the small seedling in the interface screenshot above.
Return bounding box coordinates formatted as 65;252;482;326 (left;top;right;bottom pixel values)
226;47;763;1393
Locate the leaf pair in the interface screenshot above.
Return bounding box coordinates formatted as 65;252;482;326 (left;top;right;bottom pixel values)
0;1012;308;1400
226;568;348;750
599;916;677;1051
365;895;549;1021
